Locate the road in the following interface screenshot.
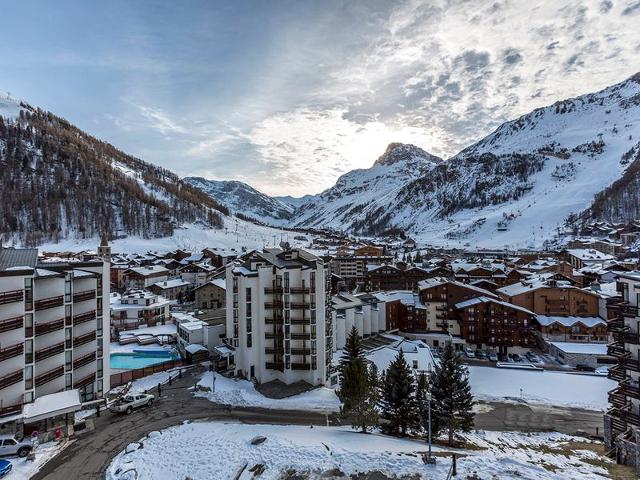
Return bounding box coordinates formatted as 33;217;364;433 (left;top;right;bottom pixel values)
34;367;605;480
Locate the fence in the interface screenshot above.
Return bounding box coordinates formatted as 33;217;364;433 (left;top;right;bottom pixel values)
109;358;188;388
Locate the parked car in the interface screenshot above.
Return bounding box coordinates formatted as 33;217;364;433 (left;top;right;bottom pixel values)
475;350;486;360
0;435;33;458
511;353;522;362
595;366;610;376
497;353;508;362
463;347;476;358
506;354;515;363
488;352;498;362
575;364;595;372
0;460;11;478
109;393;155;414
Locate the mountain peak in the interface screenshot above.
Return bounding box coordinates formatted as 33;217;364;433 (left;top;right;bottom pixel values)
373;143;441;167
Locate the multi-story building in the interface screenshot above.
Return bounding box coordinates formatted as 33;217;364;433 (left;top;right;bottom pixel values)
0;245;110;419
365;264;430;292
331;293;386;350
225;248;330;386
123;265;170;290
331;255;393;289
109;290;171;335
194;279;226;310
148;278;191;301
605;272;640;473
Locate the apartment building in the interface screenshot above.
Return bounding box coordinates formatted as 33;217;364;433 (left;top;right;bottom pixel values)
225;248;330;386
123;265;170;290
365;264;430;292
0;246;110;419
331;255;393;289
194;279;226;310
605;272;640;473
497;278;600;316
109;290;171;335
331;293;386;350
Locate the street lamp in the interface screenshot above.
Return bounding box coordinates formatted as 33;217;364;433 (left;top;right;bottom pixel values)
424;392;436;465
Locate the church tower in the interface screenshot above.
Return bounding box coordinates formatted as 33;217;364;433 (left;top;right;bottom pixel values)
98;232;111;262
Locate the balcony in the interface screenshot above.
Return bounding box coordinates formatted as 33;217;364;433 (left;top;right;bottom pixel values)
290;318;309;325
622;331;640;345
608;364;626;382
264;347;282;355
0;369;23;390
73;290;96;303
0;289;23;306
0;343;24;362
35;365;64;387
34;342;64;362
34;318;64;337
74;372;96;389
265;302;284;310
290;287;310;294
291;362;311;371
265;332;283;340
613;406;640;428
264;287;283;295
73;351;96;369
290;303;310;310
0;315;23;333
622;358;640;373
621;381;640;401
73;310;96;325
34;295;64;311
609;387;627;408
291;333;311;340
291;348;311;355
74;331;96;347
265;362;284;370
265;317;283;325
611;302;638;318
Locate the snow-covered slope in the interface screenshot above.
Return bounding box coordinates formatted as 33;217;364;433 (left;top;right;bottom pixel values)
184;177;294;224
0;92;25;120
292;143;443;234
291;73;640;248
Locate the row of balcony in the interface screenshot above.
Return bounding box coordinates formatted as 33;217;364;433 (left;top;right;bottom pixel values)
0;289;23;306
0;343;24;362
34;342;65;362
264;362;311;371
72;290;96;303
264;332;312;341
35;318;65;337
74;372;96;389
264;302;313;310
608;405;640;428
0;315;23;333
0;369;23;390
35;365;64;387
73;310;96;326
34;295;64;311
73;351;96;370
264;287;311;294
74;331;96;347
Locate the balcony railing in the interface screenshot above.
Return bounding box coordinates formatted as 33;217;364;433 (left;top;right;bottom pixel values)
264;302;284;310
291;362;311;370
74;331;96;347
73;351;96;370
265;318;283;325
622;358;640;373
73;310;96;325
34;342;65;362
290;303;310;310
34;319;64;337
0;289;23;306
265;332;283;340
621;381;640;401
34;365;64;387
611;406;640;427
264;287;283;295
291;333;311;340
265;362;284;370
34;295;64;311
0;343;24;362
0;369;23;390
608;387;627;408
264;347;281;355
608;364;626;382
290;319;309;325
610;302;638;318
74;372;96;389
290;287;310;294
73;290;96;303
0;315;23;333
291;348;311;355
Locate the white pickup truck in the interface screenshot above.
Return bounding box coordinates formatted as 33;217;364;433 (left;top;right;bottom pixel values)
109;393;155;414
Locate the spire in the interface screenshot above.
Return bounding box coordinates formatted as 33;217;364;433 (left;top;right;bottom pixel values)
100;231;108;247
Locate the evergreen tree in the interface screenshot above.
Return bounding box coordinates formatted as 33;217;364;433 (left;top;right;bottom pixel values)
414;250;423;263
429;343;475;445
379;351;420;436
339;327;371;432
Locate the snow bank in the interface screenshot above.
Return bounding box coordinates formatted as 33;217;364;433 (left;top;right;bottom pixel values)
6;440;67;479
469;365;615;411
195;372;341;413
106;422;612;480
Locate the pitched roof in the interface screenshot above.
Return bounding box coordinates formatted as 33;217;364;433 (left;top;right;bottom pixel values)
0;248;38;271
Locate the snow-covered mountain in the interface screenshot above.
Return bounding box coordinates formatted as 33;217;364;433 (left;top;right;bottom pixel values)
291;143;443;234
287;73;640;248
184;177;294;224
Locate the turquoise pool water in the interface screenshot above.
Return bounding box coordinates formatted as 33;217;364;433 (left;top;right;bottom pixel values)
110;350;180;370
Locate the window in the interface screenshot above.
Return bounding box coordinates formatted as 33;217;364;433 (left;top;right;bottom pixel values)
24;392;34;404
245;288;252;302
97;317;103;336
65;327;72;348
284;272;290;290
24;365;33;390
65;351;72;371
64;273;72;302
412;360;418;369
24;339;33;364
24;313;33;337
247;333;252;348
97;358;103;378
65;305;72;326
24;278;33;310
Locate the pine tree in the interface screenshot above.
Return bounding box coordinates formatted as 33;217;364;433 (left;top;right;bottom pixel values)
339;327;370;431
429;343;475;445
414;250;423;263
379;351;420;436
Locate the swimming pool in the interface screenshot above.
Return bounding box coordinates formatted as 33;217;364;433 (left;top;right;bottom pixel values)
110;350;180;370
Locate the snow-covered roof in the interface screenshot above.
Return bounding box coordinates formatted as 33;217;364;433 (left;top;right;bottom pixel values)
373;290;425;309
566;249;615;262
455;296;535;315
548;342;608;355
536;315;606;328
128;265;170;277
196;278;226;291
185;343;208;354
23;390;81;422
152;278;191;289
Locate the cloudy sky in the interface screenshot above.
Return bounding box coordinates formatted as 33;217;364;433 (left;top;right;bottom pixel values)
1;0;639;196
